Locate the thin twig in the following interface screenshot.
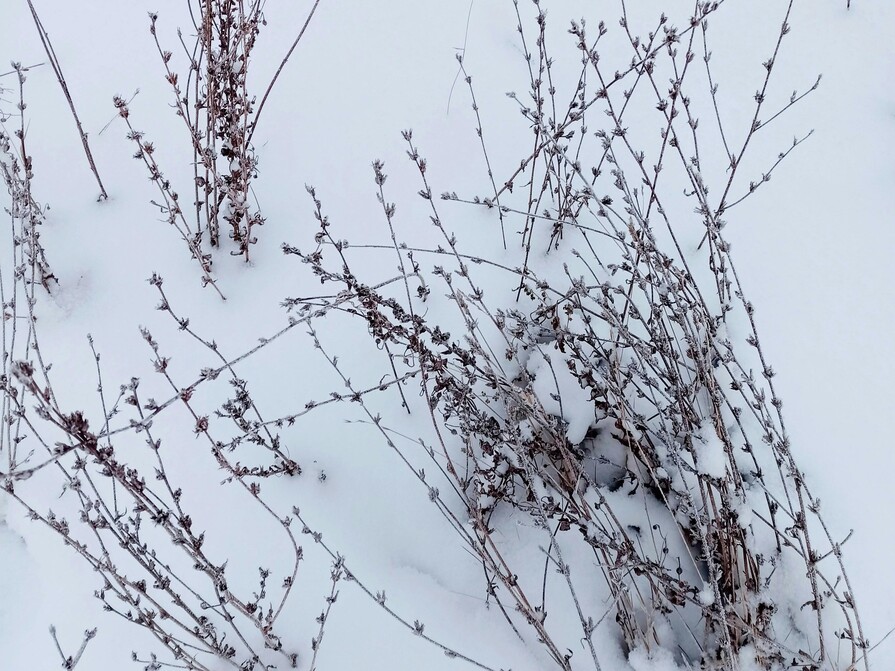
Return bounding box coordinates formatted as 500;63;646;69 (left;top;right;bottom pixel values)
246;0;323;148
25;0;108;201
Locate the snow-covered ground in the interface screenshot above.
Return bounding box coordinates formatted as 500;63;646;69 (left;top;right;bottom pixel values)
1;1;892;670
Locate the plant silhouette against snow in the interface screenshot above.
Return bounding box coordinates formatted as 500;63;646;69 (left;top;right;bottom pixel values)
291;2;866;669
0;1;870;671
115;0;323;290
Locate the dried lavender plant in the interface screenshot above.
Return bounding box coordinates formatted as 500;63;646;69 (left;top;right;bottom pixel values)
0;2;872;671
0;265;500;670
2;345;305;669
133;1;322;263
1;63;56;294
1;63;57;481
283;2;869;670
113;95;225;300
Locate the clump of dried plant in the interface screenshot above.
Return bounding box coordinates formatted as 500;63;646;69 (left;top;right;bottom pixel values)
114;0;322;293
284;2;868;670
0;1;873;671
1;63;56;295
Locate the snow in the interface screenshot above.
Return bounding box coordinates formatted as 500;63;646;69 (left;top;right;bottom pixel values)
692;424;728;480
1;1;893;670
526;344;596;444
628;645;679;671
698;584;715;608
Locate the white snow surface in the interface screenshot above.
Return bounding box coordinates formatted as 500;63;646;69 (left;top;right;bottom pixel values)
1;1;893;670
526;345;596;445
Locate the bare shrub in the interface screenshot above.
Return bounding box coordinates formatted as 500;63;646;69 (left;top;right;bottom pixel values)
1;63;56;294
0;1;872;671
119;1;322;270
0;282;504;670
285;2;868;670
